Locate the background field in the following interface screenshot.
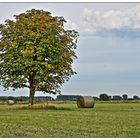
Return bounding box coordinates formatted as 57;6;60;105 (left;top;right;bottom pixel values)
0;101;140;138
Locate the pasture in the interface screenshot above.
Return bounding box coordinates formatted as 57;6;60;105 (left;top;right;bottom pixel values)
0;101;140;138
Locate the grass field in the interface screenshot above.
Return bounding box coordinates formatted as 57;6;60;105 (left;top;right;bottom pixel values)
0;101;140;138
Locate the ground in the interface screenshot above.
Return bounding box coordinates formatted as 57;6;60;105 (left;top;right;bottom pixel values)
0;101;140;137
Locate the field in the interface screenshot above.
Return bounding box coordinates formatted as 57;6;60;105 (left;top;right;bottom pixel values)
0;101;140;138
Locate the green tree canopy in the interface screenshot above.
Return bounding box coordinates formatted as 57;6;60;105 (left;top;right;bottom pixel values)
99;93;109;101
0;9;78;108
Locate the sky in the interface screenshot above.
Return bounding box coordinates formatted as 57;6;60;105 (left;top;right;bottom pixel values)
0;3;140;98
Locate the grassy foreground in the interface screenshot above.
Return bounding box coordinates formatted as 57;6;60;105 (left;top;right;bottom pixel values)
0;101;140;138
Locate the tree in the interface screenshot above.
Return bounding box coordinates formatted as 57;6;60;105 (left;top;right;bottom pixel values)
122;94;128;100
99;93;109;101
0;9;78;108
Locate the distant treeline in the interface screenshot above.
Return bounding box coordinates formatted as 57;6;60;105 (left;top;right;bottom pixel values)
0;94;139;102
99;93;140;101
0;96;54;102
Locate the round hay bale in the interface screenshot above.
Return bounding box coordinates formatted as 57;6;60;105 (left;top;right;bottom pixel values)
77;96;95;108
7;100;15;105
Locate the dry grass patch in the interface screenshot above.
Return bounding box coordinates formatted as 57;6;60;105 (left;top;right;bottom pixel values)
14;103;56;110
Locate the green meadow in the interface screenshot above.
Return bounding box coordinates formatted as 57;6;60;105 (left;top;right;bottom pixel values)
0;101;140;138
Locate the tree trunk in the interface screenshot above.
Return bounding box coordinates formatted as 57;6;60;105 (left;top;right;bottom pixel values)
28;72;36;109
29;85;35;109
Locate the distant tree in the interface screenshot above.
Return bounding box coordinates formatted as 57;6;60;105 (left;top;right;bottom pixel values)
133;95;139;100
0;9;78;108
8;96;15;101
122;94;128;100
99;93;109;101
0;96;8;101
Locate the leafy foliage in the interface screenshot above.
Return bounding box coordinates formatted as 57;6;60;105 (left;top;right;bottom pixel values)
99;93;109;101
0;9;78;95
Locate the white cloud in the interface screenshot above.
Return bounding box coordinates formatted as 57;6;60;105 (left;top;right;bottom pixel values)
65;4;140;35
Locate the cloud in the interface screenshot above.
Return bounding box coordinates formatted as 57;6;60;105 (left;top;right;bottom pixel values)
65;4;140;37
96;28;140;38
